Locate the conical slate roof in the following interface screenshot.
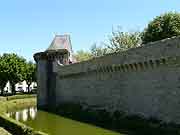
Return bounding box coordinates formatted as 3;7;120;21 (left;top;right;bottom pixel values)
46;35;72;53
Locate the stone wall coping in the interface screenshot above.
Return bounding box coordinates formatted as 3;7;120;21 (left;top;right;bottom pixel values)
34;49;69;62
57;36;180;77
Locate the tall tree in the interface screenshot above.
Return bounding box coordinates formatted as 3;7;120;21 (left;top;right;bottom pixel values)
0;56;8;95
1;53;26;95
142;12;180;44
24;62;36;93
107;27;142;52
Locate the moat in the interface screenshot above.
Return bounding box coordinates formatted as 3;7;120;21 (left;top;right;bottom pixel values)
6;106;121;135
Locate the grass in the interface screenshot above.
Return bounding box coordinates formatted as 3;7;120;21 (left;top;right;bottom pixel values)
0;94;37;114
0;94;36;102
0;98;36;113
0;127;11;135
0;95;47;135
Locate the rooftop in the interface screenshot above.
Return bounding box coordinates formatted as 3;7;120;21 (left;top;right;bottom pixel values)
46;35;72;53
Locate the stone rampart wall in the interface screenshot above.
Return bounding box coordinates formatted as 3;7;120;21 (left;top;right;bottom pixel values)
58;36;180;77
53;36;180;124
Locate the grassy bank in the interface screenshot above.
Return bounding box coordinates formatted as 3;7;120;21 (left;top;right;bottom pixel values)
0;127;11;135
0;98;36;113
0;95;47;135
0;94;36;102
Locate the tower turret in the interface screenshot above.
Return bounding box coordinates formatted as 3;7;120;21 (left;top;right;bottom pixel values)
34;34;72;108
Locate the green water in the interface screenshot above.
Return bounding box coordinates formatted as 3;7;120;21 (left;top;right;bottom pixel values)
6;106;122;135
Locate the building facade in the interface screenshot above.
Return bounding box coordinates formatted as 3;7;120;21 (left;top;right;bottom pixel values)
4;81;37;93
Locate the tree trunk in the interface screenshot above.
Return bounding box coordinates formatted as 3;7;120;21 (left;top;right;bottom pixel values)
0;88;4;95
0;82;7;96
27;84;31;93
11;83;16;95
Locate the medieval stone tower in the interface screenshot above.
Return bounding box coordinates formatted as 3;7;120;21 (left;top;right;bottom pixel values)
34;34;72;108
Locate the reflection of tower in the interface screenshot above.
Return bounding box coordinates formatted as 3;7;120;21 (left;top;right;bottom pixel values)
34;35;73;108
30;107;36;120
15;111;20;121
6;113;10;117
22;109;28;121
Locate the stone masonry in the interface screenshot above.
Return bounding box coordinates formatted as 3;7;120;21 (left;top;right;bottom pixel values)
34;35;180;124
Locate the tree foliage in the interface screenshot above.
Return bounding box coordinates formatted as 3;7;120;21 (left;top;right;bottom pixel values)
24;62;36;93
1;53;26;95
74;28;142;62
0;56;8;95
0;53;37;95
90;44;109;57
107;27;142;52
74;50;92;62
142;12;180;44
74;44;110;62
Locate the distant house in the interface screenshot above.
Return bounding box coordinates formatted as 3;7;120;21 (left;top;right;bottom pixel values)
3;81;37;93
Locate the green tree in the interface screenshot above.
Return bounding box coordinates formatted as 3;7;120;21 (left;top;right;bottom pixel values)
1;53;26;95
0;56;8;95
107;27;141;52
90;43;109;57
142;12;180;44
24;62;36;93
74;50;92;62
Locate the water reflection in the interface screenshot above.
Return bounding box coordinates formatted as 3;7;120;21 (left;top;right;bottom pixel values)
6;106;120;135
7;106;37;122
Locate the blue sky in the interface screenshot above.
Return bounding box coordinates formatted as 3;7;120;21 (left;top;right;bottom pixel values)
0;0;179;61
